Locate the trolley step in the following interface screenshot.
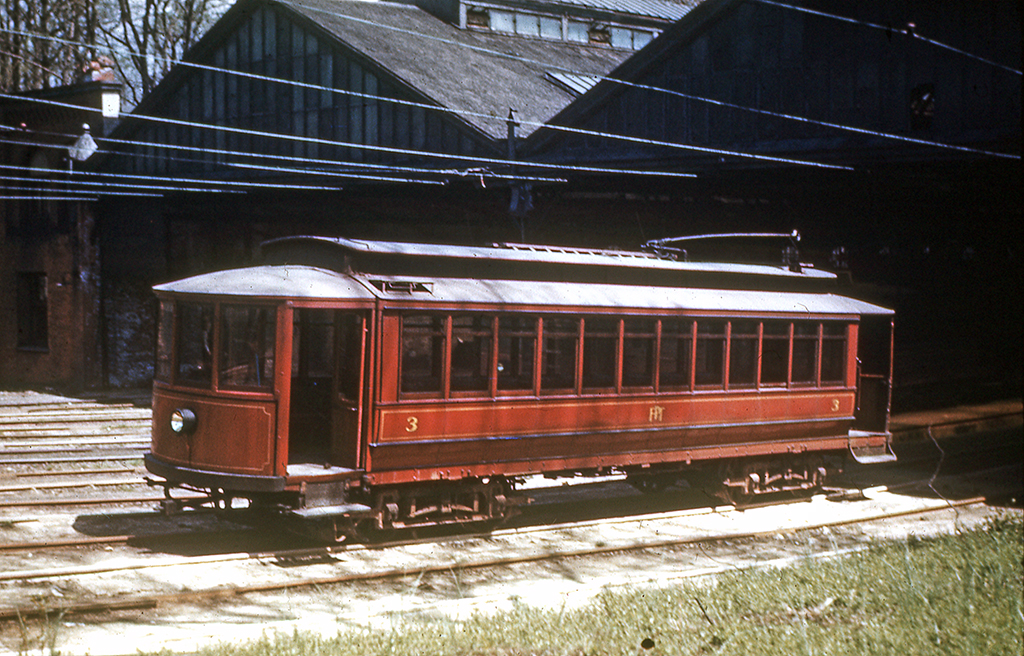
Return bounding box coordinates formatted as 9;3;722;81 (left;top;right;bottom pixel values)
288;503;373;519
849;443;897;464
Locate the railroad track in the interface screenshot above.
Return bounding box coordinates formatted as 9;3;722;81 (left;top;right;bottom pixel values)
0;393;153;522
0;390;1017;655
0;485;1001;622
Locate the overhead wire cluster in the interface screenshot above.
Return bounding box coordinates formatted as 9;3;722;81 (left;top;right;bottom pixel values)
0;0;1019;201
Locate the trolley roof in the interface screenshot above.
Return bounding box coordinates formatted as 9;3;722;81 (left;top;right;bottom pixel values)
154;265;893;316
260;236;838;292
153;265;376;300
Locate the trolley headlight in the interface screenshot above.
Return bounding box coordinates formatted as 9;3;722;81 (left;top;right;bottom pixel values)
169;408;197;435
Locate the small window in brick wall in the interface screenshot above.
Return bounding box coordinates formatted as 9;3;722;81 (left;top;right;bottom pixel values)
16;272;48;351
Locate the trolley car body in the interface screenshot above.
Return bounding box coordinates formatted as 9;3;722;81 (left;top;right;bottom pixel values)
145;237;894;535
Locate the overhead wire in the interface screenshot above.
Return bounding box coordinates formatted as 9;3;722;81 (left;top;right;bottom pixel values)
1;91;703;182
0;124;566;198
0;159;349;193
289;0;1019;160
4;2;1019;166
0;0;1018;200
1;24;852;174
0;195;100;201
3;125;567;184
0;171;244;194
0;17;1003;182
0;128;467;185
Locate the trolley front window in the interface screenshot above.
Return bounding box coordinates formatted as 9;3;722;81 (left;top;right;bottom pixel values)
220;305;275;389
177;302;214;387
155;300;174;383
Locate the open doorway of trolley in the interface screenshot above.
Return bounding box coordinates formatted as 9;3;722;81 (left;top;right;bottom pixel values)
283;304;370;476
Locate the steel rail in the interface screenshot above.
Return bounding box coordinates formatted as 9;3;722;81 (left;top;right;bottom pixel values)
1;435;147;442
0;413;150;424
0;478;148;493
13;468;137;478
0;455;144;466
0;495;184;509
0;495;989;621
0;535;133;553
1;443;148;454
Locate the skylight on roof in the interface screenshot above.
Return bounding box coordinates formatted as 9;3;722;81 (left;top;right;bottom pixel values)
465;6;657;50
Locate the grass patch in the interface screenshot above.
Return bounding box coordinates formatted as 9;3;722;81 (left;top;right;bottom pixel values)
151;518;1022;656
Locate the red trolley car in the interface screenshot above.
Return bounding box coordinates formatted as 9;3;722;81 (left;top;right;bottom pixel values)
145;236;894;539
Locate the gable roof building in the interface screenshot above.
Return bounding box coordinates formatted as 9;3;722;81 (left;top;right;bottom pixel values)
105;0;694;183
528;0;1020;171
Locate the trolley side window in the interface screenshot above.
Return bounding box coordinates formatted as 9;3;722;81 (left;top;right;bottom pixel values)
791;321;820;385
541;316;578;392
451;315;492;393
582;317;618;390
498;315;536;392
695;320;726;387
401;315;445;394
728;320;759;388
760;321;790;385
177;302;214;388
220;305;275;389
622;318;656;389
155;300;175;383
659;318;694;389
820;322;847;385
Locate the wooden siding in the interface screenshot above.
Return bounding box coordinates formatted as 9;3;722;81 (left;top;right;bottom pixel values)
115;4;487;177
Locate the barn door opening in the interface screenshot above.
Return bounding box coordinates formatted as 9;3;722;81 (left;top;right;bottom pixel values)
854;315;893;433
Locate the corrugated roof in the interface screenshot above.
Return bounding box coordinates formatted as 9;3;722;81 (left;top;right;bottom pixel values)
279;0;633;138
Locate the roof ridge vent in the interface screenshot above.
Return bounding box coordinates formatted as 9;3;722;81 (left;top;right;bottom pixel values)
493;242;660;260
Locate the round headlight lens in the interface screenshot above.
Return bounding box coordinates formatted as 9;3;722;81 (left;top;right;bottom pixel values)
169;408;197;435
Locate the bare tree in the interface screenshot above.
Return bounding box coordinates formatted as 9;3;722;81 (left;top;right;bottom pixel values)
1;0;100;91
99;0;227;106
1;0;227;104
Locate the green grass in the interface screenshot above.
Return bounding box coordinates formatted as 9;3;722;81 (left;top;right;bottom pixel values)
153;517;1023;656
